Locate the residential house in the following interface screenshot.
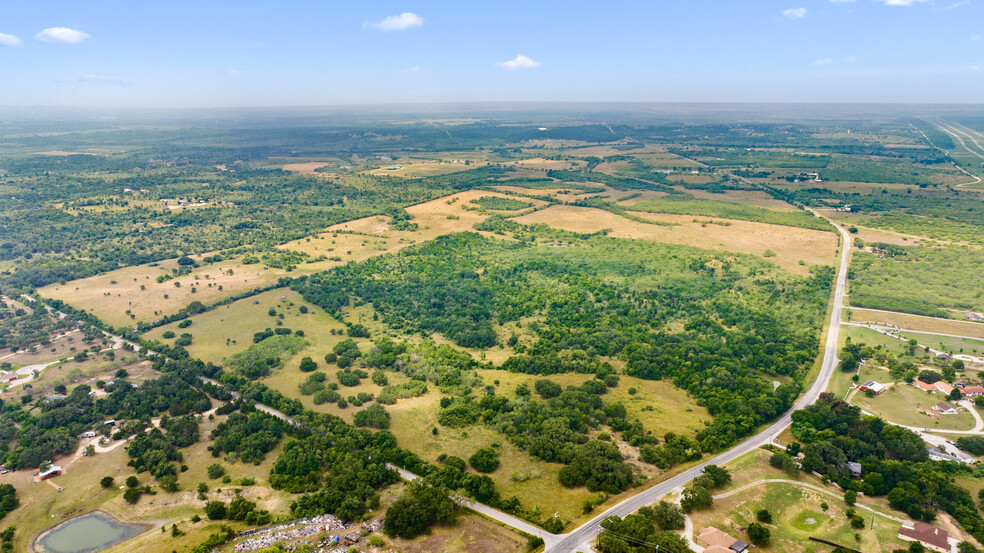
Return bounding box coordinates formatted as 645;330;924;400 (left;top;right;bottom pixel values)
43;393;67;403
934;382;955;395
913;380;937;393
847;462;863;478
961;386;984;397
697;527;747;553
859;381;886;395
898;522;950;553
932;402;957;415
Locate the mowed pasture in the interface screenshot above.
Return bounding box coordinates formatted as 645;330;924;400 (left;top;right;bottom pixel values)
515;205;838;275
847;308;984;339
369;161;483;178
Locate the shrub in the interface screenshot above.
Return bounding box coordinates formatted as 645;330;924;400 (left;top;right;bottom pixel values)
534;379;562;399
207;464;225;479
468;447;500;474
353;404;391;429
100;476;115;488
299;357;317;372
756;509;773;523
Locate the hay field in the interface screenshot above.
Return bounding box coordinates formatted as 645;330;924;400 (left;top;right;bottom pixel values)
666;188;799;211
38;257;291;328
501;157;585;171
281;161;332;174
369;161;483;177
847;308;984;339
515;205;837;275
281;189;546;260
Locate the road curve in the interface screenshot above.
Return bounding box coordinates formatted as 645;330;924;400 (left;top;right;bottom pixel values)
547;209;852;553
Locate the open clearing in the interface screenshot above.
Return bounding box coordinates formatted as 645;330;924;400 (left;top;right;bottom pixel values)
281;161;332;174
515;205;837;275
281;189;546;260
369;161;483;178
847;308;984;339
39;256;291;328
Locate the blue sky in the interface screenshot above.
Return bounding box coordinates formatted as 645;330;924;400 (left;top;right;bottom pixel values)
0;0;981;107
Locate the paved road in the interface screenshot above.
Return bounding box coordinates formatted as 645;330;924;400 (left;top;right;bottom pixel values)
547;209;853;553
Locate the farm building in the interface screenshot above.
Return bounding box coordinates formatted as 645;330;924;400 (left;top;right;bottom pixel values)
913;380;937;392
898;522;950;552
932;402;957;415
35;466;62;480
859;381;886;395
962;386;984;397
934;382;955;395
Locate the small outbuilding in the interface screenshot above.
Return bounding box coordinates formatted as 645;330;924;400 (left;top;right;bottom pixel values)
932;402;957;415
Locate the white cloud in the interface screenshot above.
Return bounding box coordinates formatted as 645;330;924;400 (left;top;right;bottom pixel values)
497;54;539;70
782;7;808;18
367;12;423;31
944;1;970;9
972;65;982;71
226;69;239;76
829;0;856;3
813;58;833;66
972;34;982;41
79;74;130;85
0;33;21;46
843;55;859;62
874;0;929;5
36;27;90;43
403;66;420;74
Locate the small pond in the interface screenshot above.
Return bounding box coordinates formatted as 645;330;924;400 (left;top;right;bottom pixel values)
35;511;146;553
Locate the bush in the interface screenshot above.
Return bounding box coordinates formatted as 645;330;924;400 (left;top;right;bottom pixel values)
299;357;317;372
126;475;139;488
353;404;391;429
845;489;857;506
756;509;773;523
100;476;115;488
534;379;562;399
123;488;142;504
162;331;175;339
468;447;500;474
348;323;371;338
207;464;225;479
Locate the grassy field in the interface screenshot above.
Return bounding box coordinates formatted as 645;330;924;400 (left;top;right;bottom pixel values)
847;308;984;340
38;256;291;329
689;481;910;553
143;287;356;366
897;330;984;356
514;205;838;275
851;381;975;431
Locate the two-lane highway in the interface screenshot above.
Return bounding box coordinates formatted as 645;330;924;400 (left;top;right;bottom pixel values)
548;209;852;552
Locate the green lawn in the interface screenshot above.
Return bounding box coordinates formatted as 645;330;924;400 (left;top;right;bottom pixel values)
690;482;909;553
851;381;975;431
898;331;984;357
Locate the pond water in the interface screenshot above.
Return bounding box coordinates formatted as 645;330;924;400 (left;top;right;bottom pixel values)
36;511;145;553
